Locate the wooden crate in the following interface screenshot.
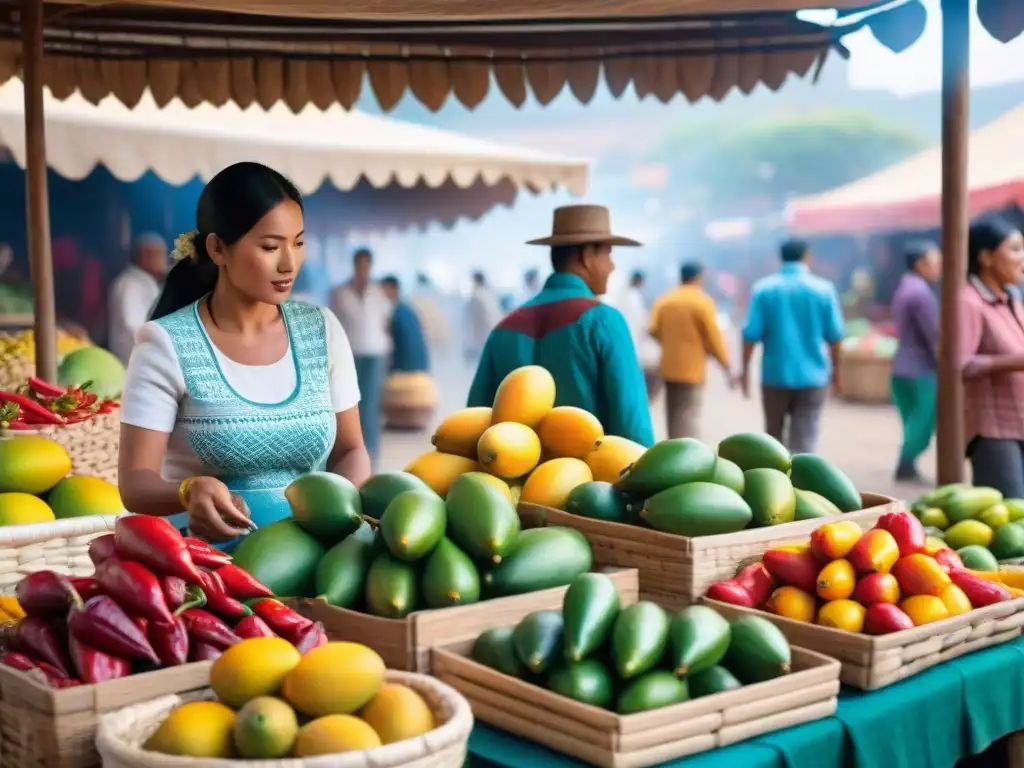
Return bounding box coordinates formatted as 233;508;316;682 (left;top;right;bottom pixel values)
289;568;639;673
519;493;898;611
0;662;211;768
703;597;1024;690
432;643;840;768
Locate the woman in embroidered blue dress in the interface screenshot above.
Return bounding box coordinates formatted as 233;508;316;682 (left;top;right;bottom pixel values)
117;162;371;545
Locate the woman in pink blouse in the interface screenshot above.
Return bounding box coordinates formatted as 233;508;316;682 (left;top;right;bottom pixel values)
960;215;1024;497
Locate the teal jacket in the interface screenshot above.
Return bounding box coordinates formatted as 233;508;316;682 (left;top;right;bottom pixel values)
467;273;654;447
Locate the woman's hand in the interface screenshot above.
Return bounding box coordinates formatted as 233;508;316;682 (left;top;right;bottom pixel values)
186;476;253;542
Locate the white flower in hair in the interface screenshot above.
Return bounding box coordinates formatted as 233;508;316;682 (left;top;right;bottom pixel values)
171;231;198;263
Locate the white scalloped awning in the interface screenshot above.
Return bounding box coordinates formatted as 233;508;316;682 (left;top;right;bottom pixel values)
0;79;589;198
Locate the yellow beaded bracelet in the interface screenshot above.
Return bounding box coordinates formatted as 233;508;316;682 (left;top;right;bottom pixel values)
178;477;195;509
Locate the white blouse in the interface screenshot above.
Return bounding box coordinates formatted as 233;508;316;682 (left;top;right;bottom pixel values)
120;307;361;482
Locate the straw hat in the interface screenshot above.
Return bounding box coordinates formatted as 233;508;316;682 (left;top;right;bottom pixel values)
526;205;641;247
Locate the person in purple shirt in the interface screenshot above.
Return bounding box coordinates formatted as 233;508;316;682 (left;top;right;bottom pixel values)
890;240;942;481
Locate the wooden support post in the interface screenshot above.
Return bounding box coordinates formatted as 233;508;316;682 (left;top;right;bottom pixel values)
936;0;971;485
21;0;57;383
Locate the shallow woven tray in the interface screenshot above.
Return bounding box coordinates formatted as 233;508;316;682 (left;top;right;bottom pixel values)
95;670;473;768
0;514;119;592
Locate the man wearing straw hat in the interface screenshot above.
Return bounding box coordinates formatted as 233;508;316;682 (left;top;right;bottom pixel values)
466;205;654;447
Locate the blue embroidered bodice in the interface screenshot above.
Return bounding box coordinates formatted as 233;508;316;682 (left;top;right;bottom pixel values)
158;300;337;541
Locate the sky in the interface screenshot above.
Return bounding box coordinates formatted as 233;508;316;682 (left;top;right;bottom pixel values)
841;0;1024;94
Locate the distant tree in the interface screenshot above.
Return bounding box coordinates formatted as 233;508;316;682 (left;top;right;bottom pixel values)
652;110;929;216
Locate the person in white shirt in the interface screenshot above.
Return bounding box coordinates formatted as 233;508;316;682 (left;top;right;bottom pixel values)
108;233;167;363
329;248;393;468
464;271;502;365
620;270;661;401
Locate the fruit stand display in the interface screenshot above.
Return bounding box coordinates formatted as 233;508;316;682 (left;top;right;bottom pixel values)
702;511;1024;689
837;322;897;404
96;639;473;765
432;572;839;767
0;328;91;391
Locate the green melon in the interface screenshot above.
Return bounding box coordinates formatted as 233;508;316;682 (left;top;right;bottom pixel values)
57;347;126;399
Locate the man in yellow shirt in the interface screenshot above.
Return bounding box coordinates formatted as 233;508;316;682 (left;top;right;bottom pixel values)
650;262;731;438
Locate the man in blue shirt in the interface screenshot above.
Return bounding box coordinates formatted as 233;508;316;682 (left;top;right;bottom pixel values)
467;205;654;447
380;276;429;373
736;240;845;453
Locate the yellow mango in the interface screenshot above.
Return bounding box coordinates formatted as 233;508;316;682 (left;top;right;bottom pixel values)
404;451;479;496
491;365;556;428
477;422;542;480
536;406;604;459
520;458;593;510
584;436;646;484
431;408;493;459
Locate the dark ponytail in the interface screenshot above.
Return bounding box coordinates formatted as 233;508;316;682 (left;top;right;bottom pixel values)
150;162;303;320
968;214;1018;277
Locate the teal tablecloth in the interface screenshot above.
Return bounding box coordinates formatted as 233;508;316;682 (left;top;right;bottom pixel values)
468;636;1024;768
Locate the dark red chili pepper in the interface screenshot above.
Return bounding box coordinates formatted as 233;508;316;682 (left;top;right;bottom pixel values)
197;571;252;622
189;642;223;662
250;599;313;642
68;635;130;684
180;608;241;650
294;621;328;653
114;517;202;583
0;391;63;424
234;615;277;640
36;661;69;680
13;617;71;677
27;377;64;398
215;564;273;600
160;576;187;611
94;557;173;624
15;571;73;617
66;589;159;664
88;534;118;567
184;538;232;569
67;576;104;601
1;651;38;672
148;586;206;667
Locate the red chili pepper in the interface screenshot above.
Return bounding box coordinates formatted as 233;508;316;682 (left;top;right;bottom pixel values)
181;608;241;650
250;599;313;642
94;557;173;624
98;401;119;414
184;538;232;569
294;621;328;653
161;576;187;611
215;564;273;600
189;642;223;662
15;571;73;617
68;635;131;684
13;617;72;677
148;586;207;667
67;576;104;601
27;377;64;398
4;420;32;430
114;517;202;583
1;651;38;672
88;534;118;567
0;391;63;424
36;661;69;680
66;589;160;664
198;571;252;622
234;615;277;640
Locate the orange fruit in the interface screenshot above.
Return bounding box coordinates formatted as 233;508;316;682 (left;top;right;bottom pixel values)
810;521;863;561
939;585;973;617
765;586;816;623
899;595;950;626
816;559;856;601
816;599;866;633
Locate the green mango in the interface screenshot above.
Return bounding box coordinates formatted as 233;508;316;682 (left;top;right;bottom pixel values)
564;482;632;523
364;553;418;618
991;522;1024;560
285;471;363;542
562;573;621;663
232;519;325;598
942;487;1004;523
794;489;842;520
421;538;481;608
709;457;745;495
667;605;731;677
617;671;689;715
957;545;999;571
919;483;969;507
617;438;717;496
743;468;796;526
359;472;433;520
640;482;752;537
723;616;791;684
547;660;614;708
717;432;791;473
687;665;742;698
379;490;447;561
789;454;861;512
1005;499;1024;522
612;601;669;680
445;474;520;564
315;521;377;607
483;527;593;597
513;611;565;674
472;627;525;678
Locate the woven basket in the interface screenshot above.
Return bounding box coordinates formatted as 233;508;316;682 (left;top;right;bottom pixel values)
0;357;34;392
95;671;473;768
839;350;892;404
0;514;119;592
0;413;120;484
